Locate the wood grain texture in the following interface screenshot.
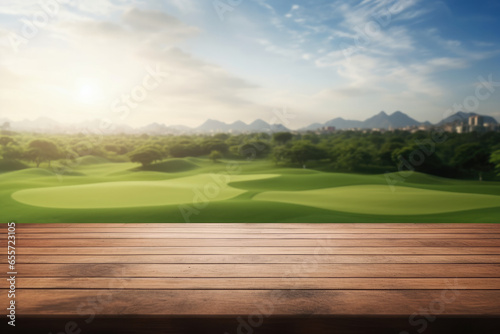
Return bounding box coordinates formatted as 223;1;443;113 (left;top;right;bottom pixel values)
7;254;500;264
2;223;499;320
6;238;500;247
12;227;500;233
12;223;500;229
14;246;500;255
15;232;500;238
3;277;500;290
3;290;500;316
15;263;500;277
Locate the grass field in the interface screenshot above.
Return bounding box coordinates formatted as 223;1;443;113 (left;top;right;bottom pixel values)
1;156;500;223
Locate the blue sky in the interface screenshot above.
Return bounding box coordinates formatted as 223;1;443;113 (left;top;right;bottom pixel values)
0;0;499;128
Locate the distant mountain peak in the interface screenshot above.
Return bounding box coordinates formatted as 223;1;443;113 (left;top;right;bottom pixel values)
437;111;497;126
302;111;420;131
203;118;224;124
5;111;498;135
250;119;269;125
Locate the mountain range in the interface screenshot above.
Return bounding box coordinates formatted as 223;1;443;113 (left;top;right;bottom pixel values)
436;111;498;126
300;111;425;131
1;111;497;135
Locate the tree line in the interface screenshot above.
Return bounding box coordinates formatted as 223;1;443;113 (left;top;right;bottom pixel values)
0;129;499;180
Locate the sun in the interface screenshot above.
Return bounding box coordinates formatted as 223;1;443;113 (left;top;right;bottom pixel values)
74;78;103;105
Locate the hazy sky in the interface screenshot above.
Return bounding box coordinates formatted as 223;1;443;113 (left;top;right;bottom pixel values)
1;0;500;128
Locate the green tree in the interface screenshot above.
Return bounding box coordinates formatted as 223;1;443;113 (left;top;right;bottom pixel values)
213;133;230;141
0;136;14;147
288;141;327;167
491;150;500;176
452;143;493;180
332;146;373;171
392;145;445;175
273;132;293;145
238;141;271;159
201;139;228;154
272;146;289;166
170;142;203;158
302;133;320;144
27;139;61;167
1;144;24;160
129;147;163;167
209;150;223;163
377;141;404;166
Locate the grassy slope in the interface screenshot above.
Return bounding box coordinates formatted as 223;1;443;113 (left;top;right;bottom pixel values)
1;157;499;223
253;185;500;215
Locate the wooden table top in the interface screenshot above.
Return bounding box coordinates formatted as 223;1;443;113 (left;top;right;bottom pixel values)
3;223;500;315
2;223;500;333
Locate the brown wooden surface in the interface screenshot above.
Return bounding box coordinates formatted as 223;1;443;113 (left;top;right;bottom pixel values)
14;246;500;254
2;223;500;320
4;290;500;316
7;254;500;263
6;238;500;247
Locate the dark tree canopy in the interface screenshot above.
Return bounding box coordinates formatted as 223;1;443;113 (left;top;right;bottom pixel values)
27;139;61;167
452;143;494;179
0;128;498;181
273;132;293;145
239;141;271;159
491;150;500;176
129;147;163;167
288;141;327;167
209;150;223;162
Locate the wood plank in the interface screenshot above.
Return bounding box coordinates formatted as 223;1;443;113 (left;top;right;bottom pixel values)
3;290;499;315
11;223;500;229
6;238;500;247
16;232;500;239
8;254;500;264
3;277;500;290
11;227;500;234
16;263;500;277
3;222;500;322
15;246;500;255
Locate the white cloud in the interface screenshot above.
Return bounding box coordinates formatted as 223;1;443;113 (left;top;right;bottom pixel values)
165;0;197;13
0;4;273;126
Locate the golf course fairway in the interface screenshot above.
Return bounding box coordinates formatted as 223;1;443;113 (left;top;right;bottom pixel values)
2;158;500;223
253;185;500;215
11;174;278;209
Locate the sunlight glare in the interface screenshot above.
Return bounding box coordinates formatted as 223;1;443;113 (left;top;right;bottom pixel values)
75;78;103;105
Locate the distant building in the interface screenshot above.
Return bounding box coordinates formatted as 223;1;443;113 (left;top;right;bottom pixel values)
468;115;484;127
443;124;455;133
484;123;499;132
456;124;467;134
438;115;499;134
321;126;336;133
468;115;486;132
315;126;336;134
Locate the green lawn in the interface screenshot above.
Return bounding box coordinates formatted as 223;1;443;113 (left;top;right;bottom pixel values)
1;157;500;223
